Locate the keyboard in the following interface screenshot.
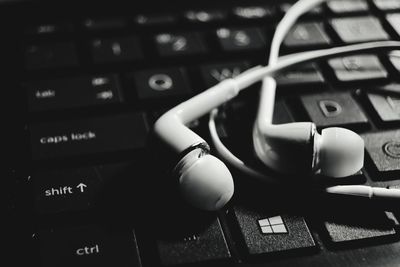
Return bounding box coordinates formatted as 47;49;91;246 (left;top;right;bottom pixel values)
4;0;400;266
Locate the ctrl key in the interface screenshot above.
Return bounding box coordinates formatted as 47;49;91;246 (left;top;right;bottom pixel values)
38;225;141;267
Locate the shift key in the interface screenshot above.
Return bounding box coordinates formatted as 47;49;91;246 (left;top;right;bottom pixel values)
30;113;149;160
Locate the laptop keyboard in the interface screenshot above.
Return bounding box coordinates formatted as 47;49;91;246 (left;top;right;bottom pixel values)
6;0;400;266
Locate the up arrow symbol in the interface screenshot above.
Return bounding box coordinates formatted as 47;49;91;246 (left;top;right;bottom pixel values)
77;183;87;193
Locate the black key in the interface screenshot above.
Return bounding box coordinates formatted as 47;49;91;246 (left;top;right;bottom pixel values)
373;0;400;10
154;32;206;57
184;10;226;23
83;18;126;31
200;61;250;87
38;226;141;267
156;217;231;265
275;63;325;87
367;93;400;123
29;113;149;160
232;6;274;20
300;92;368;128
232;206;316;255
330;16;389;43
386;14;400;37
362;130;400;176
25;42;78;70
133;68;191;100
33;167;102;213
134;14;177;26
328;55;388;82
280;3;324;16
91;37;142;63
216;27;265;52
26;74;123;112
321;204;396;243
327;0;369;13
283;22;331;48
25;22;73;35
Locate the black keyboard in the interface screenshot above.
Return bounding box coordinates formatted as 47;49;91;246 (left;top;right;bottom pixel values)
4;0;400;266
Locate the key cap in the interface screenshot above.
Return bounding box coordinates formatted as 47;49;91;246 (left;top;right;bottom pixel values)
134;14;177;26
275;63;325;87
200;61;250;87
83;18;126;31
25;22;73;35
91;37;142;63
38;226;141;267
283;22;331;48
29;113;149;160
386;13;400;36
132;67;191;100
301;92;368;128
362;130;400;177
26;74;123;112
25;42;78;70
367;93;400;123
155;217;231;265
280;3;324;16
373;0;400;10
232;206;316;255
154;32;207;57
216;27;265;52
320;199;396;243
184;10;226;23
328;55;388;82
327;0;369;14
33;167;102;213
330;16;389;43
232;6;274;20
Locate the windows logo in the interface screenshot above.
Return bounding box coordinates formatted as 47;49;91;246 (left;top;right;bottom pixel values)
258;216;288;234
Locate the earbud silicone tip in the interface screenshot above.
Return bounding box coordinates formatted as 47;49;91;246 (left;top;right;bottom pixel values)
179;154;234;211
320;127;364;177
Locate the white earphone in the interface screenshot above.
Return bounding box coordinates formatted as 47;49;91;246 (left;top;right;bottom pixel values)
154;0;400;211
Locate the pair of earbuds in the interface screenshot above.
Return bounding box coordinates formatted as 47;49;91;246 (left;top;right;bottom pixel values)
154;0;400;211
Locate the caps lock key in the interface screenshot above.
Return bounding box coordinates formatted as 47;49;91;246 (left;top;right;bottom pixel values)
29;113;149;160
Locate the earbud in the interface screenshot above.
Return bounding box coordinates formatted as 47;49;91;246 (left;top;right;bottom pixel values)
253;122;364;177
175;147;234;210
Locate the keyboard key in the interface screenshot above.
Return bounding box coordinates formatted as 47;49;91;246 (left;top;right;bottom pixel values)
386;13;400;36
216;27;265;52
133;68;191;100
29;113;149;160
367;93;400;123
327;0;369;14
26;74;123;112
25;22;73;35
134;14;177;26
321;202;396;243
154;32;207;57
91;37;142;63
25;42;78;70
232;6;274;19
232;206;316;255
184;10;226;23
33;167;102;213
300;92;368;128
38;226;141;267
83;18;126;31
200;61;250;87
275;63;325;87
362;130;400;176
156;217;231;265
283;22;331;48
280;3;324;16
373;0;400;11
330;16;389;43
328;55;388;82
